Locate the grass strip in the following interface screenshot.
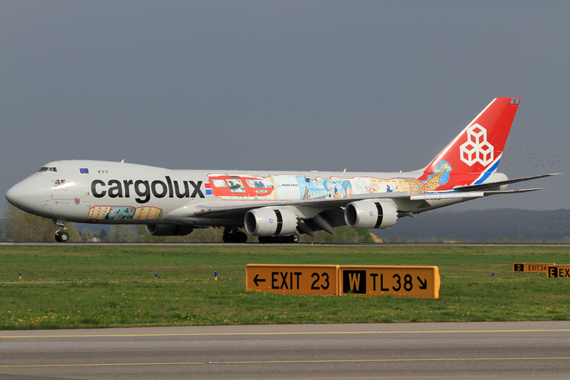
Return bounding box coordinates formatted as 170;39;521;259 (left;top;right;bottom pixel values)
1;245;569;329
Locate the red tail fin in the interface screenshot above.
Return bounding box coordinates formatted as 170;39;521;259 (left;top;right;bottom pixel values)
418;97;520;190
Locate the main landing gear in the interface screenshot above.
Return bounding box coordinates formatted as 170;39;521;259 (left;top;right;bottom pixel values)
258;233;299;244
222;227;248;243
54;220;69;243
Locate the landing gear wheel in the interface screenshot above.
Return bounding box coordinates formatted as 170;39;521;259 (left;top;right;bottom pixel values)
222;227;248;243
258;236;273;244
235;232;248;243
258;234;299;244
292;233;300;243
283;233;300;243
59;232;69;242
54;220;69;243
55;231;69;242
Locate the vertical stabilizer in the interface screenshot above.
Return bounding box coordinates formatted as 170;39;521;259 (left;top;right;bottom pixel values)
418;97;520;190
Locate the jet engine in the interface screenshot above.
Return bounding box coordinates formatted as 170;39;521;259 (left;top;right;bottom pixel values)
244;207;298;236
344;200;398;229
145;224;194;236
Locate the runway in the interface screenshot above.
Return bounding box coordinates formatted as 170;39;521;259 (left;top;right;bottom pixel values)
2;242;570;247
1;321;570;379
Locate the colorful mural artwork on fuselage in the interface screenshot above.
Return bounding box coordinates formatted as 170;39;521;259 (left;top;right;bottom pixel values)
87;206;163;222
207;161;452;201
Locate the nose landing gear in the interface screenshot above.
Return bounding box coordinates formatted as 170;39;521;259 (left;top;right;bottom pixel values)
54;220;69;243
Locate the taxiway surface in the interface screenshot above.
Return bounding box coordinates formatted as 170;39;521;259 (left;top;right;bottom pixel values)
1;321;570;379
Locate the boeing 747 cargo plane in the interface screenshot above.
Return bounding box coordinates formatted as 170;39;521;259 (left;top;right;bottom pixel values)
5;98;557;243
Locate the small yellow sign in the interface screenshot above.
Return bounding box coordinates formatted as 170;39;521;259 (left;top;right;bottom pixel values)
546;265;570;278
338;266;440;299
513;263;555;273
246;264;339;295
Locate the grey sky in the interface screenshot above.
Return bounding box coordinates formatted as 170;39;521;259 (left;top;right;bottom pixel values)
1;1;568;211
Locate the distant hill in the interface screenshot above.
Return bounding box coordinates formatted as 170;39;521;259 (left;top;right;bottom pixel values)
373;209;570;243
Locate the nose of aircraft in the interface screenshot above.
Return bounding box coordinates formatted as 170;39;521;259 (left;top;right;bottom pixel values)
5;185;17;205
5;176;46;214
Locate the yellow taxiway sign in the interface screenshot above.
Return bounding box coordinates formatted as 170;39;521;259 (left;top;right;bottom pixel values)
338;266;440;299
513;263;554;273
546;265;570;278
246;264;339;295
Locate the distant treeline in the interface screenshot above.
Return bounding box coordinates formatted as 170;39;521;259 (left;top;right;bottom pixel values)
2;207;570;243
374;209;570;243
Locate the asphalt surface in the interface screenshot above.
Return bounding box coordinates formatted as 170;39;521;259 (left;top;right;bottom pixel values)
1;321;570;379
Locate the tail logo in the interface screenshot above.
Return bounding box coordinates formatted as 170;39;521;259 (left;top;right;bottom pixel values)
459;123;494;166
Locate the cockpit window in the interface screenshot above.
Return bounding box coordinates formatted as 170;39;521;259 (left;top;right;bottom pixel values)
38;167;57;172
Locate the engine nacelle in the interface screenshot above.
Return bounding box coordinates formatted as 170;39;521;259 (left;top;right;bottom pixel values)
244;207;298;236
344;200;398;229
145;224;194;236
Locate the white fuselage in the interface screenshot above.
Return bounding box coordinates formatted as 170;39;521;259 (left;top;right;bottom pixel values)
7;159;451;227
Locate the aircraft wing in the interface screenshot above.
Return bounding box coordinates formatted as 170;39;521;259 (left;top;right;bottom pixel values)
169;186;544;222
183;192;413;219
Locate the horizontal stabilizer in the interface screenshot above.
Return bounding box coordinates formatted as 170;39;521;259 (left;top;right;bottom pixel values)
481;188;543;195
453;173;560;192
411;192;484;201
411;188;542;202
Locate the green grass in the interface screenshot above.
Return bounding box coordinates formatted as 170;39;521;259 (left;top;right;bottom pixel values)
1;245;569;329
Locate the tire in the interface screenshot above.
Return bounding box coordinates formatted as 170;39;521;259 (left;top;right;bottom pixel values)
259;235;298;244
258;236;273;244
59;232;69;242
236;232;248;243
223;233;248;243
292;233;300;243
